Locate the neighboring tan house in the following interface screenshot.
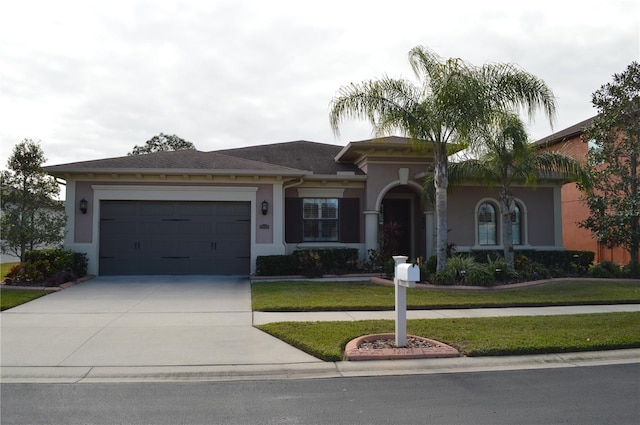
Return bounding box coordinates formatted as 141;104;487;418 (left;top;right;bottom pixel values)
536;117;635;265
44;137;567;276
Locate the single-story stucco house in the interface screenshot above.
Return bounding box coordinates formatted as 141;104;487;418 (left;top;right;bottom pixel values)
44;136;566;276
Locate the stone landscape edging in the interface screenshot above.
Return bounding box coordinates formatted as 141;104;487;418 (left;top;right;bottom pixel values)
344;333;460;361
0;274;95;291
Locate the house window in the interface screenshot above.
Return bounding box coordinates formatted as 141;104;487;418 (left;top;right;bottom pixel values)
587;138;603;163
478;202;497;245
512;204;521;245
303;198;338;241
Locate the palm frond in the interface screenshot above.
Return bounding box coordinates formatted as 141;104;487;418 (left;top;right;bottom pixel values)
481;63;557;126
329;77;423;138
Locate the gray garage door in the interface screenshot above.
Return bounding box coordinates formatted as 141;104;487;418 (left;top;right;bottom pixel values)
99;201;250;275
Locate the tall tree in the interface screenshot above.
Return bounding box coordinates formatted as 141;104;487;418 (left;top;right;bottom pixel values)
128;133;195;155
439;113;588;268
330;46;556;271
0;139;66;261
579;61;640;274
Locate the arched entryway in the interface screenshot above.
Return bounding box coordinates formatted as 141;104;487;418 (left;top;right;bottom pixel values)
378;185;427;260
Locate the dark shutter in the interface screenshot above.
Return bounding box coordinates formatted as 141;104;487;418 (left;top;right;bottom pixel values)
285;198;302;243
339;198;360;243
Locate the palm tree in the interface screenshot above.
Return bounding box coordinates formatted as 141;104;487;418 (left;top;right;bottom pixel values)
330;46;557;271
443;113;589;268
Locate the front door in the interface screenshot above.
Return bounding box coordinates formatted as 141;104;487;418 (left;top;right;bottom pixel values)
382;198;411;257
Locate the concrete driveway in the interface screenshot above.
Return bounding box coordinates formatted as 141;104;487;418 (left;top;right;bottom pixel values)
1;276;321;369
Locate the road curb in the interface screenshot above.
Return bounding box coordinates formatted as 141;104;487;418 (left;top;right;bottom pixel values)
3;349;638;384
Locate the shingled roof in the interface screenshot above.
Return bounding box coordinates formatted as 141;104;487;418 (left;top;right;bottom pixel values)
534;116;597;147
217;140;363;175
44;149;305;176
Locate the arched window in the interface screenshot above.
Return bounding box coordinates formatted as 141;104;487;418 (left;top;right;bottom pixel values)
512;204;521;245
478;202;497;245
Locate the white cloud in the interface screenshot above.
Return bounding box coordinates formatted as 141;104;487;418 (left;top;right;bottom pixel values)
1;0;638;166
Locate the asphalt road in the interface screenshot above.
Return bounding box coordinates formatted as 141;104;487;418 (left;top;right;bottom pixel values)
2;364;639;425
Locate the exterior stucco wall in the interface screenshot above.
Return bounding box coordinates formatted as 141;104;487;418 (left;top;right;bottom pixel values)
364;162;427;210
447;186;557;249
74;181;94;243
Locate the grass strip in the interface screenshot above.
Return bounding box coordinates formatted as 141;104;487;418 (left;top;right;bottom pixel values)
256;312;640;361
252;280;640;311
1;289;50;311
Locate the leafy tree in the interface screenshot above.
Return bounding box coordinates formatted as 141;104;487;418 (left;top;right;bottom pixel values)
330;46;556;271
439;113;588;268
0;139;66;261
128;133;195;155
579;61;640;274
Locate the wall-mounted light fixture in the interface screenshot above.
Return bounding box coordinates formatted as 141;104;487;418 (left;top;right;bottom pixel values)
79;198;88;214
261;200;269;215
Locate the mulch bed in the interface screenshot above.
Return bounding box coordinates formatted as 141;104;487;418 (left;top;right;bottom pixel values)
344;333;460;361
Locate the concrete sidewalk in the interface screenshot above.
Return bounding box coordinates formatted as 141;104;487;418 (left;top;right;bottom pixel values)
253;304;640;324
1;276;638;383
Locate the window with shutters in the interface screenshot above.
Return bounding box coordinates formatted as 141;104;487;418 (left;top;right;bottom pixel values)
302;198;338;241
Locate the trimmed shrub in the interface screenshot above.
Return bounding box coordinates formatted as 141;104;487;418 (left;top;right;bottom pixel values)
255;255;299;276
467;249;594;277
588;261;622;278
293;248;359;276
4;249;87;285
297;250;324;277
24;249;87;277
256;248;360;276
316;248;359;275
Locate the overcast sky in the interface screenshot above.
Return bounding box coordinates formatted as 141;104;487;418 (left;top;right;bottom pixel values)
1;0;638;167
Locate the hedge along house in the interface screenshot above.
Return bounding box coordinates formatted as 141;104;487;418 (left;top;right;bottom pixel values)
45;136;566;276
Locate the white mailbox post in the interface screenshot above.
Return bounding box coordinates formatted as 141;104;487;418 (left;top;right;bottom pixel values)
393;256;420;347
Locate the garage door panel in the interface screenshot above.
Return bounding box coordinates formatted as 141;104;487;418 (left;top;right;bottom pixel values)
139;221;170;235
216;203;250;217
176;203;213;216
178;222;213;235
101;220;138;236
100;258;146;275
99;200;250;275
140;202;173;216
216;221;248;237
101;201;137;217
100;237;138;257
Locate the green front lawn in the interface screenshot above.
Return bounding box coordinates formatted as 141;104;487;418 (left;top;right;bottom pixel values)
1;289;50;311
257;312;640;361
251;280;640;311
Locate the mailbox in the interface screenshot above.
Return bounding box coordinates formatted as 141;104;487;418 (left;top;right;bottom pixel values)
396;263;420;284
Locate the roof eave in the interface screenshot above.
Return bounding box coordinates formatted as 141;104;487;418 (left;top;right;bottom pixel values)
45;168;309;178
